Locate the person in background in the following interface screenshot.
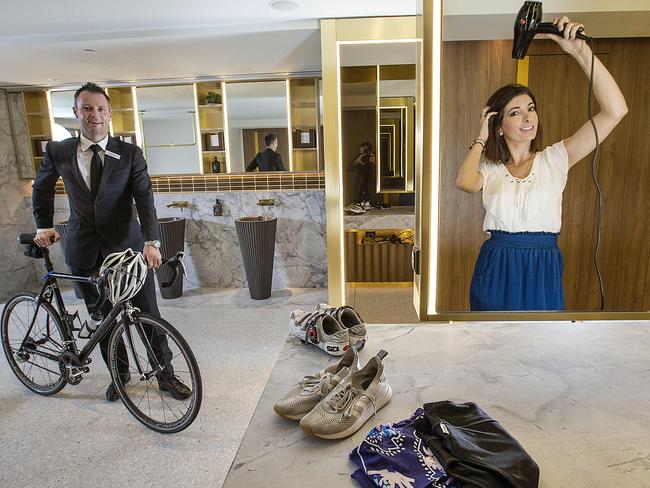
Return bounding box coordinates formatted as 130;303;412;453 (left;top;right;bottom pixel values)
455;17;627;311
352;141;376;204
31;82;192;401
246;132;286;171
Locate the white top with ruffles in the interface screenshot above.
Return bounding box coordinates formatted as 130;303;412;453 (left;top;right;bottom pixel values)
478;141;569;233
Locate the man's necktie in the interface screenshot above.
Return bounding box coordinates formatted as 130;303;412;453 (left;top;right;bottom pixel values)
89;144;102;196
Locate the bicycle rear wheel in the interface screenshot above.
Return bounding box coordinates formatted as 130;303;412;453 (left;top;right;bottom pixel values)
1;292;67;395
108;313;202;433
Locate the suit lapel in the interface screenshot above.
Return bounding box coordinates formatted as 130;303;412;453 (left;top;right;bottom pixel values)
96;137;119;198
67;137;92;195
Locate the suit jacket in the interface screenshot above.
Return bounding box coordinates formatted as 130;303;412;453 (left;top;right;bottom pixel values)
246;148;285;172
32;136;160;269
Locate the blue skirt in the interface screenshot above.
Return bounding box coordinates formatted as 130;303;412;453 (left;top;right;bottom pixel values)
470;230;564;311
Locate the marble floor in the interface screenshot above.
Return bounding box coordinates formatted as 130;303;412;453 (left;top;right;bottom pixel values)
224;321;650;487
346;283;420;324
2;287;649;488
0;286;326;488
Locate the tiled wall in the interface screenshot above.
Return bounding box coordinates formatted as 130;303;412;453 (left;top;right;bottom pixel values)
0;90;41;301
50;190;327;292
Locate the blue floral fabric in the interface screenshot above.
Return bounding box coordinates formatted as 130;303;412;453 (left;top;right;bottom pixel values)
350;408;462;488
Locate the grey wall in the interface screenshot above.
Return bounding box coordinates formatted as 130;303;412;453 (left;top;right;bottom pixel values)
0;90;40;301
51;190;327;291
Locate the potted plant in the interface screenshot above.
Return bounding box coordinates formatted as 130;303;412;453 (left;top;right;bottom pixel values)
205;91;222;105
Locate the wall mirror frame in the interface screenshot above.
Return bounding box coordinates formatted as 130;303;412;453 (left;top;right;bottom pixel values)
323;6;650;321
321;16;422;311
37;76;323;177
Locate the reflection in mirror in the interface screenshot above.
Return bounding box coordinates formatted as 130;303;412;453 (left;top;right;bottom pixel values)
339;41;418;322
49;90;79;141
225;81;289;173
136;85;200;175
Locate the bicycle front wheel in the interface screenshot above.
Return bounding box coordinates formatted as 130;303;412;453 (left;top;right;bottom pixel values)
107;313;202;433
1;292;67;395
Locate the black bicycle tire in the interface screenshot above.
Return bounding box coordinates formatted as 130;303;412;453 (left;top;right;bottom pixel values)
1;292;67;395
107;313;202;433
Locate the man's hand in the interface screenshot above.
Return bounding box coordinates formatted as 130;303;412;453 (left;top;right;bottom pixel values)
34;230;60;248
143;244;162;269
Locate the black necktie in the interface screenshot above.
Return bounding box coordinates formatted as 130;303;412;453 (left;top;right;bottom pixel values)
89;144;102;196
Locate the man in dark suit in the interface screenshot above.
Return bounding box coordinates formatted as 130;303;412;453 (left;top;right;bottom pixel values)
32;82;190;401
246;132;286;171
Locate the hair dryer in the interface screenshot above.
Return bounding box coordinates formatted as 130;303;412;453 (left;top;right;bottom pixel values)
512;1;592;59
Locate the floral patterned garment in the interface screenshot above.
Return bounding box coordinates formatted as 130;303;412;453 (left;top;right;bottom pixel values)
350;408;462;488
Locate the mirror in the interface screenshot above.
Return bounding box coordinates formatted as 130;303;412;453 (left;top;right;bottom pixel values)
49;90;79;141
437;15;650;314
225;81;289;173
378;65;415;192
338;39;419;322
136;85;200;175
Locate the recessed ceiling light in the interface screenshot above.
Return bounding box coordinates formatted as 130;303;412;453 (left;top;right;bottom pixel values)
269;0;299;11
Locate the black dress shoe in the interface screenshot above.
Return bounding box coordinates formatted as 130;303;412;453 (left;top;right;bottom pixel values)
105;374;131;402
158;375;192;400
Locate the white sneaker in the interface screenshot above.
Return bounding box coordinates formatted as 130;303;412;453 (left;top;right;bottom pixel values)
289;310;350;356
314;303;367;350
361;201;372;210
299;350;392;439
273;347;360;420
345;203;366;215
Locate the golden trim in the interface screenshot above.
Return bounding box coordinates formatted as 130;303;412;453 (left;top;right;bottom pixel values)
322;16;418;308
517;57;530;86
348;281;414;288
321;19;345;306
222;81;232;173
286;79;294;171
428;311;650;322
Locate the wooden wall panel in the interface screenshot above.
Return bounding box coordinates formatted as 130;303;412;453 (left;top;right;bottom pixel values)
341;110;376;205
436;38;650;312
437;40;518;311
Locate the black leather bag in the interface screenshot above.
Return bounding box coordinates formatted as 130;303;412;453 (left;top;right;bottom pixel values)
415;401;539;488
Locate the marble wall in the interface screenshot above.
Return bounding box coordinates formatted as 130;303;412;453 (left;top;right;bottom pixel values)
0;90;41;301
51;190;327;291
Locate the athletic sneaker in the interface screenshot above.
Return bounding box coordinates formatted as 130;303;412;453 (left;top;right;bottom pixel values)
299;350;392;440
314;303;367;350
344;203;366;215
289;310;350;356
273;347;360;420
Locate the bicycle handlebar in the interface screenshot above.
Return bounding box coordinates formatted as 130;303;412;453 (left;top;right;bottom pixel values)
159;251;185;288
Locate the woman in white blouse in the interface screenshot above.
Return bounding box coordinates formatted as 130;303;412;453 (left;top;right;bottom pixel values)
456;16;628;311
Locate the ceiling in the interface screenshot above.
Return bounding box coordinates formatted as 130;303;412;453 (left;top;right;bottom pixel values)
1;0;648;88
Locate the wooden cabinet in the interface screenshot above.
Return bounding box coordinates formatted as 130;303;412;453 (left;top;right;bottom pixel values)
289;78;321;171
107;87;138;145
195;81;226;174
23;91;52;175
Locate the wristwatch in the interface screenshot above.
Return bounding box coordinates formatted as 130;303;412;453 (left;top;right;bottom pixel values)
144;240;161;249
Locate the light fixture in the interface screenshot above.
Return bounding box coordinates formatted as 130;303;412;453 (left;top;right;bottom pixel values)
269;0;299;11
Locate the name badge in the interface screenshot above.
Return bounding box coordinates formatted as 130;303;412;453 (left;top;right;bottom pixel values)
105;150;121;160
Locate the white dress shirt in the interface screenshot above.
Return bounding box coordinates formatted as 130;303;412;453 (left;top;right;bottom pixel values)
78;133;108;191
37;134;109;233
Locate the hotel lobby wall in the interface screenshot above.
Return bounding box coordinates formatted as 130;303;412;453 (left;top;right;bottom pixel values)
0;90;41;301
48;190;327;291
437;38;650;312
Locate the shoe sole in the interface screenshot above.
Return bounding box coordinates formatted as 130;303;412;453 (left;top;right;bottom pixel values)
273;404;309;421
300;384;393;440
158;384;192;401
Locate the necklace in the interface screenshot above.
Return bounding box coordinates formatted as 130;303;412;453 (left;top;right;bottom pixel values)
505;154;535;180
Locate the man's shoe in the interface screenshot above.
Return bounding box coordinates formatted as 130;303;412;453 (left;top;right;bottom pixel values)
289;310;350;356
158;375;192;400
106;373;131;402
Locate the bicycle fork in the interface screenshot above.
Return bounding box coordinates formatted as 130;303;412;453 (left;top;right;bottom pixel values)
122;311;165;381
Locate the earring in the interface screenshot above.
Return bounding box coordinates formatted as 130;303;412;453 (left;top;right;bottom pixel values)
499;130;503;136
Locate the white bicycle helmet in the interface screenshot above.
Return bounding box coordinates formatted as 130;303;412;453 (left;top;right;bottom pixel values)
99;248;148;303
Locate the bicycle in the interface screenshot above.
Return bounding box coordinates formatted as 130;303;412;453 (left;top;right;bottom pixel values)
1;234;202;434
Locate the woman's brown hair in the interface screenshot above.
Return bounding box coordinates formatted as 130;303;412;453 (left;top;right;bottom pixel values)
483;84;543;164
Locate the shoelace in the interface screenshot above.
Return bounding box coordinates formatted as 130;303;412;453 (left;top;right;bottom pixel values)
301;372;331;394
325;383;377;421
